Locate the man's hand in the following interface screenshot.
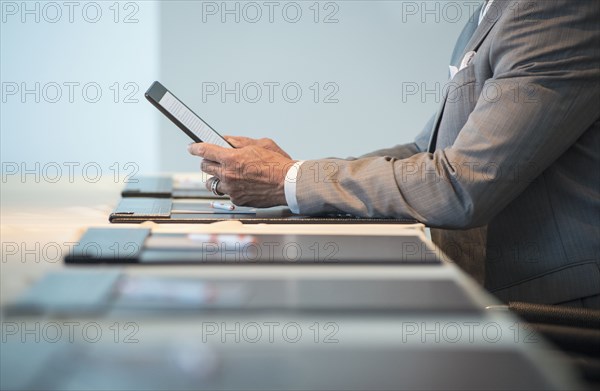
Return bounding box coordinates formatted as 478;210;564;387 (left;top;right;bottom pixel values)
223;136;292;159
187;136;295;208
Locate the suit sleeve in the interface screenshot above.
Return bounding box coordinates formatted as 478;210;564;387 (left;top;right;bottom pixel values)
294;0;600;228
358;114;435;159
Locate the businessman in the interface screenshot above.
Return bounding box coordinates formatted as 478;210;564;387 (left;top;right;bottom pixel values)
189;0;600;308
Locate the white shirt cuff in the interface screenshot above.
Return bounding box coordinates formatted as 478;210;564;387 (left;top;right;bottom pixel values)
284;161;304;214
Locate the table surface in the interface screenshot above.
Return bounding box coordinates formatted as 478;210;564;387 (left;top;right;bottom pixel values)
0;176;585;390
1;175;439;305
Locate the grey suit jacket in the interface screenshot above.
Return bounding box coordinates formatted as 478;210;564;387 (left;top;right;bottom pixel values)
295;0;600;306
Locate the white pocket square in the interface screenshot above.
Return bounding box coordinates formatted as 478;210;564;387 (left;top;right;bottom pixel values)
449;51;477;80
449;65;459;80
460;51;477;71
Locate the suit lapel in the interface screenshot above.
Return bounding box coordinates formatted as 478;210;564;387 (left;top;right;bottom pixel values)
450;5;482;67
427;0;510;153
463;0;509;55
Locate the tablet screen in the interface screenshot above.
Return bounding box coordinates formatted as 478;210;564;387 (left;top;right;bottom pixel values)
146;81;232;148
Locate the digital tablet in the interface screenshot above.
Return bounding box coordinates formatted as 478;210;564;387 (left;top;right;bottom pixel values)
145;81;233;148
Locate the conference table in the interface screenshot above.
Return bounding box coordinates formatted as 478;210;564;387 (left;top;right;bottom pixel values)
0;176;585;390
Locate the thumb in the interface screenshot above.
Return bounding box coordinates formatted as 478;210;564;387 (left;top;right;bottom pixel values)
224;135;254;148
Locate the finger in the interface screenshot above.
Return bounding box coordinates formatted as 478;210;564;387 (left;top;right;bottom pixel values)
215;179;229;195
188;142;234;163
200;160;221;176
224;135;254;148
205;176;217;192
187;142;202;155
207;176;228;195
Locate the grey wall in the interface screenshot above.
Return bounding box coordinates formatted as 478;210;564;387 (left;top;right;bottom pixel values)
159;0;473;171
1;1;476;177
1;2;160;176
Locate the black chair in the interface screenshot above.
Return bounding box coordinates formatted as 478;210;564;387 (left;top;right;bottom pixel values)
487;301;600;386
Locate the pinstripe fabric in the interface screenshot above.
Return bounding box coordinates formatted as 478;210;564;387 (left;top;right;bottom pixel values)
295;0;600;307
